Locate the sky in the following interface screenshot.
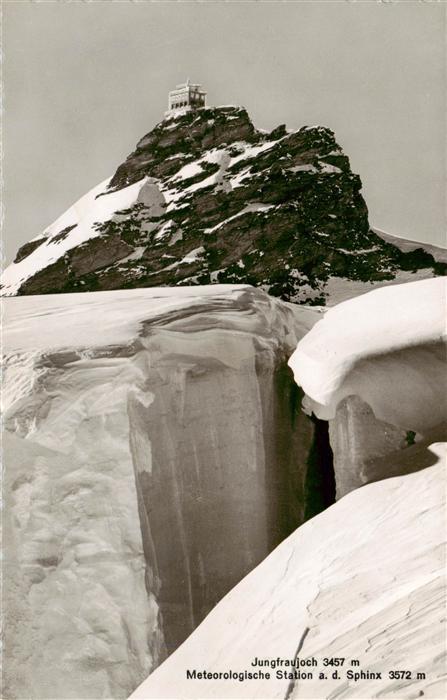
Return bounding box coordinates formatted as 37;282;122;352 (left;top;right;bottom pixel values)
2;0;446;265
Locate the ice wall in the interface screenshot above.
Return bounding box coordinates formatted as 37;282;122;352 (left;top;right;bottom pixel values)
289;277;447;497
2;285;319;698
127;327;314;654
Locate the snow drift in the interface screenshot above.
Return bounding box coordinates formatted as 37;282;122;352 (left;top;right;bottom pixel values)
1;285;319;699
289;277;447;497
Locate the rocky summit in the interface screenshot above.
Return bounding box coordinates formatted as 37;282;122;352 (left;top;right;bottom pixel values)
2;106;444;301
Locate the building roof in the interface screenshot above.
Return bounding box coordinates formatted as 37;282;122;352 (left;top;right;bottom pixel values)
171;79;206;93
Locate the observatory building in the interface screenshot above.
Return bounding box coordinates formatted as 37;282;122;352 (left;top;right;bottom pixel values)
167;80;207;112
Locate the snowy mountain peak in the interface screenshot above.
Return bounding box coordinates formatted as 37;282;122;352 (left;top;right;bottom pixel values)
2;106;445;300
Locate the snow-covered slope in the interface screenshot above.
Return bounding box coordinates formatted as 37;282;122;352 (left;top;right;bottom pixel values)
2;285;320;699
289;276;447;497
1;176;164;297
374;227;447;264
2;106;444;301
129;450;446;700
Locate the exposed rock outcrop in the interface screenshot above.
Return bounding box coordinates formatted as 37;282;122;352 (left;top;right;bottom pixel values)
2;107;444;300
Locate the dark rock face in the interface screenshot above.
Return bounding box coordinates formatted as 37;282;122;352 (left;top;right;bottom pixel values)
14;238;45;263
6;106;445;300
70;235;133;277
110;107;257;190
18;235;133;295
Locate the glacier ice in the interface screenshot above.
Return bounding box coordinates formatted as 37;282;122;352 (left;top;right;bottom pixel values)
128;279;446;699
2;284;319;699
4;278;445;700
